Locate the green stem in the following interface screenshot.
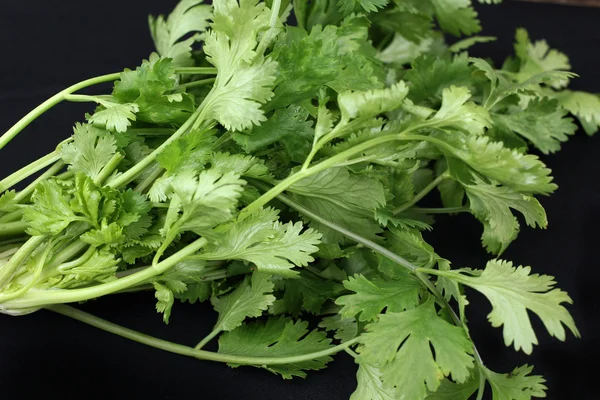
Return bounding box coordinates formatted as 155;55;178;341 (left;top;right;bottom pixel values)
0;210;22;224
240;126;429;219
255;0;282;57
175;67;218;75
195;329;221;350
177;78;216;91
0;241;53;302
393;171;449;215
0;151;61;192
0;221;28;238
95;153;123;185
14;161;64;203
46;304;360;366
63;94;102;103
127;128;176;136
0;72;121;150
133;164;163;193
409;206;469;214
0;235;46;288
108;106;205;189
0;238;207;309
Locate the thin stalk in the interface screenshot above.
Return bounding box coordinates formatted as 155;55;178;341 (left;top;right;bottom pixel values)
0;151;61;192
0;221;28;238
0;247;19;260
0;241;53;302
175;67;218;75
0;210;22;224
133;164;163;193
14;161;64;203
0;235;46;288
255;0;282;57
127;128;175;136
410;206;469;214
0;72;121;150
108;104;206;189
0;238;207;309
63;94;102;103
177;78;216;91
393;172;449;215
95;153;123;185
47;304;360;366
195;329;221;350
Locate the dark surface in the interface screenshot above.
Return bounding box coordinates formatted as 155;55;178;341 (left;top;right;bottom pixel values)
0;1;598;399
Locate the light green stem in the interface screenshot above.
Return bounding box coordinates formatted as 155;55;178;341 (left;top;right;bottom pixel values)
0;151;61;192
0;241;53;302
195;329;221;350
133;164;163;193
0;221;28;238
0;210;22;224
175;67;218;75
393;171;449;215
410;206;469;214
177;78;216;91
0;235;46;288
47;304;359;366
95;153;123;185
0;238;207;309
0;73;121;150
14;161;65;203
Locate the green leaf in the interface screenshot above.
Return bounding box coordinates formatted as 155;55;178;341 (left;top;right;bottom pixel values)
149;0;212;67
430;86;491;135
338;81;409;122
493;97;577;154
439;259;580;354
156;128;215;175
23;180;80;235
232;105;314;162
81;220;125;247
485;365;547;400
281;270;344;315
429;0;481;37
153;282;175;324
338;0;389;14
200;208;322;277
318;314;360;342
218;316;333;378
351;363;396;400
113;54;195;124
211;272;275;332
44;248;119;289
88;100;139;133
336;274;421;321
405;54;474;104
358;297;475;399
556;90;600;135
175;281;212;304
514;28;571;89
60;123;117;180
464;176;547;254
203;0;277;131
434;132;556;194
425;375;479;399
0;190;18;213
448;36;496;53
288;167;386;244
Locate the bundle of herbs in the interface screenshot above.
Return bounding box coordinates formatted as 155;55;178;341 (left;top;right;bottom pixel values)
1;1;599;398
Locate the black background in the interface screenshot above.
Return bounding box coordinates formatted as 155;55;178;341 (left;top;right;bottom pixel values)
1;1;598;399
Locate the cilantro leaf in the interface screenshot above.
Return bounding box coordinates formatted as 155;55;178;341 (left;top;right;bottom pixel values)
211;272;275;332
464;176;548;254
351;363;396;400
203;0;277;131
60;123;117;180
405;54;474;104
153;282;175;324
288;167;386;244
485;365;547;400
336;274;421;321
429;0;481;37
556;90;600;135
514;28;571;89
493;97;577;154
319;314;360;342
199;208;322;277
0;190;18;213
338;0;389;14
149;0;212;67
429;86;492;135
425;375;479;399
87;100;139;133
338;81;409;122
43;248;119;289
23;180;81;235
358;297;475;399
218;316;333;378
439;259;580;354
281;270;344;315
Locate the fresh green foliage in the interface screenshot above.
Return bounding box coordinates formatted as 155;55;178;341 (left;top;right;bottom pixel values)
1;0;595;398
